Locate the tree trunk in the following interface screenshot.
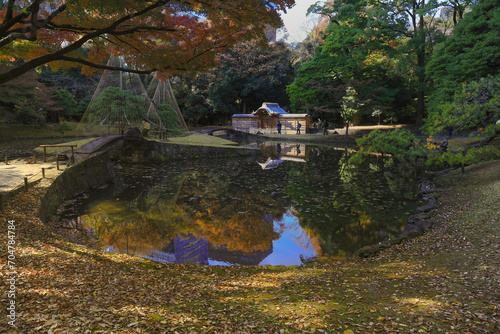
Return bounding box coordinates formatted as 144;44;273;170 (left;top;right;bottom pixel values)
416;87;425;126
415;9;426;127
242;99;247;114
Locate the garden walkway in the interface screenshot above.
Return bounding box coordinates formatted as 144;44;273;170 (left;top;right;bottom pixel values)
0;159;64;206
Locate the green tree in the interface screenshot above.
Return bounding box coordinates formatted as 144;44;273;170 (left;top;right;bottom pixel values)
207;66;244;124
174;41;294;125
374;0;443;125
172;75;212;127
76;94;93;118
158;104;183;136
89;86;146;132
52;89;77;122
341;86;363;136
0;65;56;123
287;0;406;122
350;129;423;164
441;0;476;26
424;75;500;142
427;0;500;110
286;52;339;116
40;67;99;104
209;41;294;115
353;77;500;172
0;66;40;111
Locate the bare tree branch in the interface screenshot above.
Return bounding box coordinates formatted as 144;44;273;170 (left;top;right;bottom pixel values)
58;56;157;74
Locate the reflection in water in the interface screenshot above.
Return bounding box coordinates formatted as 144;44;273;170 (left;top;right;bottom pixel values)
260;209;316;266
175;236;209;265
54;143;421;265
258;143;308;170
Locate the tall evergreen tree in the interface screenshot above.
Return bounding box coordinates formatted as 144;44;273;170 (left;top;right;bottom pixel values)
427;0;500;108
373;0;443;125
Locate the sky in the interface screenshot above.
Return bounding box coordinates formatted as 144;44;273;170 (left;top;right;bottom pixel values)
278;0;322;44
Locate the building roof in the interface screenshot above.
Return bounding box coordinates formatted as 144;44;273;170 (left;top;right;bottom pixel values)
232;113;309;119
232;114;256;118
252;102;288;115
277;114;309;118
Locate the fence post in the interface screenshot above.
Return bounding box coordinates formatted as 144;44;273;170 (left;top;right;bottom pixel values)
0;193;3;212
24;177;28;191
42;168;45;178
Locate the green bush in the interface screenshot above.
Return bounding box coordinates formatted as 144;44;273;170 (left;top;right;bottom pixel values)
351;128;500;172
58;122;72;133
88;87;146;125
14;106;36;124
55;89;78;118
350;129;423;164
424;75;500;138
425;146;500;170
158;104;184;136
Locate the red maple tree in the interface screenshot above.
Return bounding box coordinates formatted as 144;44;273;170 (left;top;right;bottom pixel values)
0;0;295;84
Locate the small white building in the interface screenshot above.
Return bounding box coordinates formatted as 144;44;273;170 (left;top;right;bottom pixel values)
232;102;310;134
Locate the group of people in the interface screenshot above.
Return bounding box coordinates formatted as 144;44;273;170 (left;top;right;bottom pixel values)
316;119;329;135
276;120;302;134
276;119;329;135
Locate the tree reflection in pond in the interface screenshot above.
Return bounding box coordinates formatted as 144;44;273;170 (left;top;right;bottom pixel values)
56;143;421;265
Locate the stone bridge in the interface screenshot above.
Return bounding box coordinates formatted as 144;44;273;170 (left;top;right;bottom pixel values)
200;127;261;140
201;127;243;136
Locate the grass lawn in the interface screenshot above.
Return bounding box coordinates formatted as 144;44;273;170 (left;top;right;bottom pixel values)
33;138;99;154
165;133;241;147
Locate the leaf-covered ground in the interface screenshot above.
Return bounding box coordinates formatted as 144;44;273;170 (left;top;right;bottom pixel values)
1;160;498;333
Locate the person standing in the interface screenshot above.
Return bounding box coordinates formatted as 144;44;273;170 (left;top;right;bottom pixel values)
323;120;328;135
296;121;301;135
276;120;282;134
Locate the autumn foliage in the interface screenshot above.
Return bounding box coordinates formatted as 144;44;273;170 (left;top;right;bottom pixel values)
0;0;295;84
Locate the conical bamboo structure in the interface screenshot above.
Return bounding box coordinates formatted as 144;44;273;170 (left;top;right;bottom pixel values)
78;58;187;136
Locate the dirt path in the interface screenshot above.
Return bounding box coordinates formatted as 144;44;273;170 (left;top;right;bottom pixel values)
0;159;63;195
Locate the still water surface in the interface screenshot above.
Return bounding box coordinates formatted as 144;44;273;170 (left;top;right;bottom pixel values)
55;142;421;266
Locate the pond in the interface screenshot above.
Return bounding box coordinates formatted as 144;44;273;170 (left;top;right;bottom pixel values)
53;142;422;266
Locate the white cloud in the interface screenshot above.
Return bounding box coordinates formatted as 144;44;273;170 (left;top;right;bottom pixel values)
278;0;322;43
